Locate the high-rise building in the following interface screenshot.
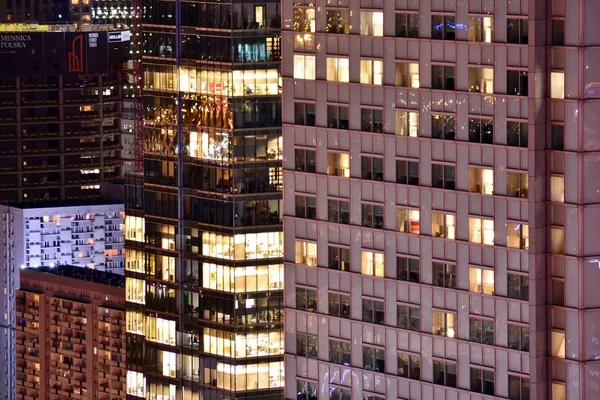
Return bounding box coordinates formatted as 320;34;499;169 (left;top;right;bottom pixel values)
0;25;131;203
0;201;125;274
14;265;126;400
125;2;284;400
283;1;600;399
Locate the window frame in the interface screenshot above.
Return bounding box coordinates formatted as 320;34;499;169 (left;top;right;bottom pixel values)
294;148;316;173
328;291;351;318
433;359;457;388
469;316;495;345
362;297;385;325
395;12;419;38
396;206;420;234
362;344;385;372
361;155;384;181
397;351;421;380
431;64;456;90
431;113;456;140
431;14;456;40
397;303;420;332
396;255;420;283
431;163;456;190
468;117;494;144
360;108;384;133
297;332;318;359
432;261;456;289
396;158;420;185
327;197;350;224
296;286;317;312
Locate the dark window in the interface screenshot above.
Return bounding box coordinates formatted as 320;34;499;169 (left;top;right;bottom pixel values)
507;273;529;301
432;65;455;90
397;256;420;283
507;121;528;148
551;124;564;150
398;353;421;380
361;108;384;132
295;102;316;126
396;160;420;185
551;278;565;306
362;346;385;372
297;380;318;400
433;361;457;387
328;292;351;318
395;13;419;38
469;317;495;345
329;340;351;365
508;324;530;352
432;114;456;140
326;10;350;34
507;70;528;96
297;333;318;359
361;156;384;181
295;195;316;219
508;375;530;400
327;105;349;129
468;118;494;144
397;304;420;331
507;19;528;44
551;19;565;46
432;262;456;288
432;15;456;40
362;203;384;229
295;149;316;173
470;368;495;395
328;199;350;224
328;247;350;271
362;298;384;325
296;287;317;312
432;164;456;190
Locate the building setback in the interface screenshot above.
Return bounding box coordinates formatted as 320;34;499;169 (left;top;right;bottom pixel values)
283;0;600;399
125;0;283;399
15;265;126;400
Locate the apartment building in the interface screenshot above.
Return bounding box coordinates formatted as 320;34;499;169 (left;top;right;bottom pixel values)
15;265;126;400
283;0;600;399
0;202;125;274
124;0;284;399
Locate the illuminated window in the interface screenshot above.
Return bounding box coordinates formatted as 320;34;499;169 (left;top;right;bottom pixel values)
126;310;144;334
126;371;146;398
360;11;384;36
395;110;419;136
212;361;284;390
550;72;565;99
470;317;494;345
507;172;529;198
432;311;456;338
295;241;317;267
552;382;566;400
431;212;456;239
508;323;529;351
294;7;315;32
397;208;420;234
468;67;494;93
507;222;529;250
469;217;494;245
469;16;493;42
551;227;564;254
162;351;177;377
551;331;566;359
361;251;384;277
327;152;350;177
201;264;283;293
469;267;494;295
326;57;350;83
360;59;383;85
468;117;494;144
125;248;144;272
395;62;420;88
146;316;176;345
201;232;283;260
550;176;565;203
469;167;494;195
125;215;144;242
126;277;145;304
294;55;316;80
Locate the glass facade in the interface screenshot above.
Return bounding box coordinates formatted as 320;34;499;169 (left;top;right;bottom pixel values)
126;1;282;399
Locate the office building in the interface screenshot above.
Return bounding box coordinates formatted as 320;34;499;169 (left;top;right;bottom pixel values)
125;1;283;400
15;265;126;400
0;201;125;274
0;24;130;203
283;0;600;399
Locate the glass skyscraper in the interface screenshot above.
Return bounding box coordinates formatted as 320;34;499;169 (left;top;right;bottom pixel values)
125;1;284;399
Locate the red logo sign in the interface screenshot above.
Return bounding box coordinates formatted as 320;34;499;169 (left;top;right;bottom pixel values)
68;35;84;72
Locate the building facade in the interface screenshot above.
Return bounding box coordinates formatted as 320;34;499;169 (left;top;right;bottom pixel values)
283;0;600;399
0;202;125;273
125;1;283;399
0;25;130;203
15;265;126;400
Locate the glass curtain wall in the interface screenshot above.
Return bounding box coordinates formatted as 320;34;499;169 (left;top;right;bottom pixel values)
126;1;283;399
